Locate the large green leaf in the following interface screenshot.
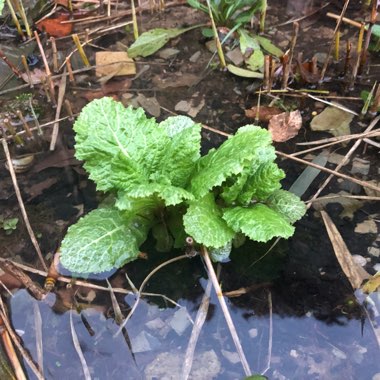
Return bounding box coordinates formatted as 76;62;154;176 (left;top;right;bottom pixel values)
238;29;260;54
266;190;306;224
128;26;199;58
157;116;201;187
237;162;285;204
60;208;150;274
223;204;294;242
189;126;272;198
74;97;168;191
123;183;194;206
183;194;235;248
255;35;283;58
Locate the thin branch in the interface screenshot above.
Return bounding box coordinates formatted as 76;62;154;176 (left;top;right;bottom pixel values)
70;310;92;380
201;246;252;377
114;255;193;336
1;138;48;271
181;278;212;380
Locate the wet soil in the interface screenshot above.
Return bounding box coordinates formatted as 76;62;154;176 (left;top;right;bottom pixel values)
0;1;380;379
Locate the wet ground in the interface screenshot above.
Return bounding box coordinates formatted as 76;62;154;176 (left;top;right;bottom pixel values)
0;0;380;379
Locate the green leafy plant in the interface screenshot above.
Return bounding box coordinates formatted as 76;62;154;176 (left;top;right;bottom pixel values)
187;0;263;29
60;97;305;274
0;217;18;235
187;0;282;76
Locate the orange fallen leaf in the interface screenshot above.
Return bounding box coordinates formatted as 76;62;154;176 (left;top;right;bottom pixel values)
268;110;302;142
36;11;72;37
245;106;282;122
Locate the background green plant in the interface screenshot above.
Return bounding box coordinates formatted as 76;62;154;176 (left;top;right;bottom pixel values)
60;97;305;274
187;0;264;29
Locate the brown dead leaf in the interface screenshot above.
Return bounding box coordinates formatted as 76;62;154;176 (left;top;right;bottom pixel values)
268;110;302;142
245;106;282;122
20;68;47;85
95;51;136;78
321;210;370;289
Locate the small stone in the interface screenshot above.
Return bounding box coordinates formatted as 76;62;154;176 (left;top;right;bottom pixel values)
226;47;244;66
351;157;370;176
338;179;362;194
169;307;191;336
368;246;380;257
248;328;258;338
354;219;378;234
131;331;161;353
158;48;180;60
310;107;353;137
189;51;201;63
352;254;368;267
146;317;165;330
332;347;347;360
327;153;348;166
290;349;298;358
175;100;191;113
221;349;240;364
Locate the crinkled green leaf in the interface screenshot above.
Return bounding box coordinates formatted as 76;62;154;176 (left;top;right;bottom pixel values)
238;162;285;204
223;204;294;242
267;190;306;224
157;116;201;187
60;208;150;274
159;115;197;137
220;168;250;205
128;26;199;58
190;126;272;198
74;97;168;191
184;194;235;248
115;192;162;215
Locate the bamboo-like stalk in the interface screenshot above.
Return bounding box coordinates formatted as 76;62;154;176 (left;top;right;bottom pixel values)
370;83;380;113
320;0;350;81
50;37;58;73
282;22;299;89
344;40;352;77
0;49;22;79
16;110;33;139
260;0;267;33
4;119;23;146
65;57;75;83
131;0;139;39
350;22;365;85
206;0;226;68
1;132;48;271
334;31;340;61
15;0;31;38
5;0;25;40
360;0;378;71
72;33;90;67
21;55;33;88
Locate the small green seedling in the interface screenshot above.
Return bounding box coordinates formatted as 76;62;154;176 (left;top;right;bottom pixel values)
60;97;305;274
0;217;18;235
